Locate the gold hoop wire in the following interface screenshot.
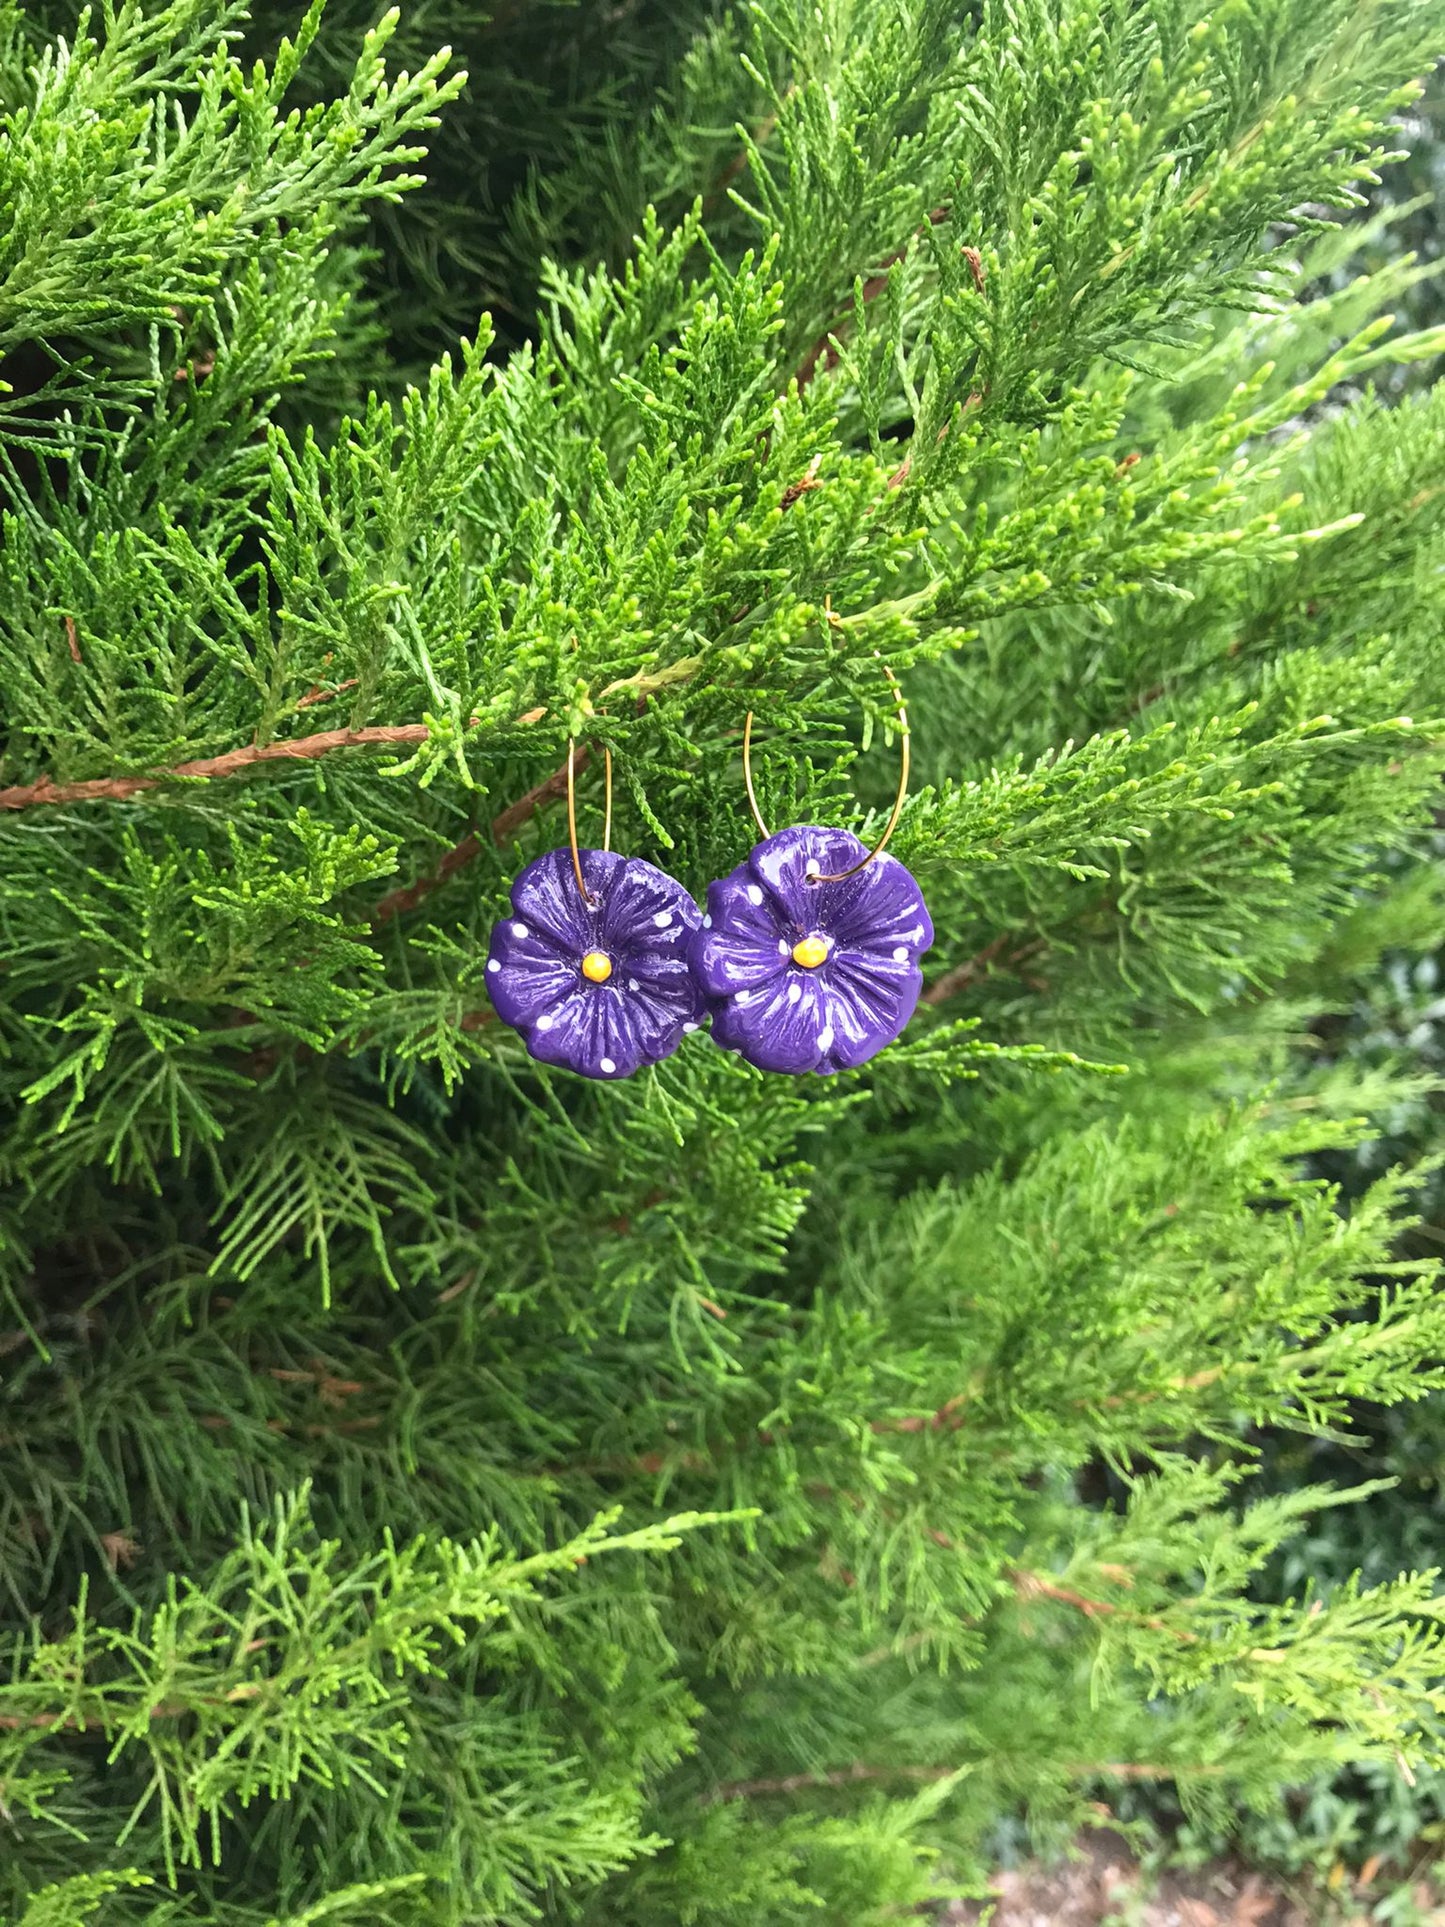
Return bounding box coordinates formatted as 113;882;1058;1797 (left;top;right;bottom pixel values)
566;739;613;906
742;658;910;884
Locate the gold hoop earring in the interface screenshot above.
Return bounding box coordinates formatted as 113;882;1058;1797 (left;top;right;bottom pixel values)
486;739;704;1080
688;657;932;1077
742;658;910;884
567;739;613;906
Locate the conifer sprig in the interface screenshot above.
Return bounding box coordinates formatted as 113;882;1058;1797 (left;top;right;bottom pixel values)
4;0;1445;1918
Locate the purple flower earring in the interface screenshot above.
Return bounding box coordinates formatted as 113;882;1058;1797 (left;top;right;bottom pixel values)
688;665;932;1076
487;744;704;1079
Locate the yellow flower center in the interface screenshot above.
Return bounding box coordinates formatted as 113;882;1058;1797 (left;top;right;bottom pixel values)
581;950;613;984
791;935;830;970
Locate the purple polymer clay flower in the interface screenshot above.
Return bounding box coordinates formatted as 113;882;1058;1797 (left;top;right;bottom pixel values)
689;825;933;1075
486;848;704;1079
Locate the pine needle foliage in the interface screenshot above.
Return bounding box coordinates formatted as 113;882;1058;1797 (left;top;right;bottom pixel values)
3;0;1445;1919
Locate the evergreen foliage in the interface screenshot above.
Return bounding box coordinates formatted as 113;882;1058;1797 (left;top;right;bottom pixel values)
4;0;1445;1918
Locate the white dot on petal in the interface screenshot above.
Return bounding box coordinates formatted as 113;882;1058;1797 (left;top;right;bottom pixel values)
682;1022;699;1034
702;914;712;929
628;978;640;991
893;947;909;963
817;1025;834;1052
653;910;673;928
805;858;821;877
600;1057;616;1074
787;982;802;1004
512;921;528;938
487;958;501;974
746;884;764;905
536;1013;554;1032
777;938;789;955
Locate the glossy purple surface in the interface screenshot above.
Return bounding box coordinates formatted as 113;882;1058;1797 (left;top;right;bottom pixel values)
486;849;704;1079
689;825;933;1074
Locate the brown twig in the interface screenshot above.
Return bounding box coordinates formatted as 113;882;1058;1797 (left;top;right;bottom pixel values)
1009;1567;1194;1642
372;682;663;927
372;830;477;926
1012;1568;1124;1621
796;207;951;388
921;934;1046;1006
779;453;824;509
490;750;590;848
921;932;1010;1002
0;1680;262;1733
869;1393;968;1437
99;1532;141;1572
0;724;443;813
708;1757;1214;1803
704;111;779;212
64;618;81;665
296;677;360;710
544;1388;974;1479
708;1762;957;1802
371;745;592;925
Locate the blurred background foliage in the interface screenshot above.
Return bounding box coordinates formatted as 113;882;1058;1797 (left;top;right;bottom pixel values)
1119;74;1445;1904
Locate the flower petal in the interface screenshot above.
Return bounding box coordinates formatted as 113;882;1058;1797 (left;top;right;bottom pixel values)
749;825;871;926
598;856;701;959
489;851;703;1077
713;948;922;1074
723;827;931;955
623;947;707;1013
696;827;932;1072
486;919;579;1027
524;979;688;1079
819;948;925;1067
506;848;623;954
821;850;933;958
712;971;824;1079
689;871;795;997
750;828;933;953
710;970;836;1073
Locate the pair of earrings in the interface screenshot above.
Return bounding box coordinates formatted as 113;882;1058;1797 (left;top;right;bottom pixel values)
485;672;933;1079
